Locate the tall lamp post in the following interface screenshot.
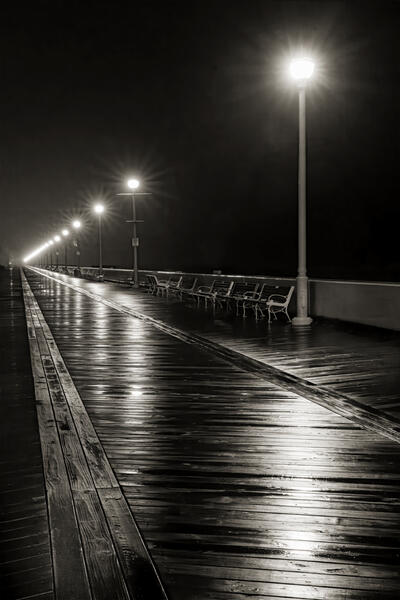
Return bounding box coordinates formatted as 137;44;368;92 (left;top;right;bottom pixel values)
290;57;314;326
54;235;61;270
116;178;150;288
48;239;54;269
94;203;104;280
72;220;82;269
62;229;69;272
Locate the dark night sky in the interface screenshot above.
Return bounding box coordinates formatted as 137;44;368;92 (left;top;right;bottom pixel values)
1;0;399;280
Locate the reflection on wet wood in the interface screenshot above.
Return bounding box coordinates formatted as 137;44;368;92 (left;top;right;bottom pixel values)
25;268;400;599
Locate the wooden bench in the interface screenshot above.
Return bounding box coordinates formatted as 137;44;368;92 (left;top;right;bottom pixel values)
229;282;259;315
191;281;216;308
258;285;295;322
242;283;281;319
178;277;198;299
212;280;235;309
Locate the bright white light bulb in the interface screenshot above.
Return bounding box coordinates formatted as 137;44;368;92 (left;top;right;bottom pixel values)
290;57;315;81
94;203;104;214
72;220;81;229
62;229;69;236
127;178;140;190
54;235;61;242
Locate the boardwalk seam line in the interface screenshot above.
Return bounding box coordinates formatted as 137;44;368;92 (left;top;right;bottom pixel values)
27;267;400;446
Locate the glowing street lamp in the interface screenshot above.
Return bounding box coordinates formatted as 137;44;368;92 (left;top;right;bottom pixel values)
72;220;82;269
94;203;105;279
127;178;140;287
116;177;150;288
289;56;315;326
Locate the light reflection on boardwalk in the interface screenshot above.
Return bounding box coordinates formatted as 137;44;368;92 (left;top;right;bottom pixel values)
20;269;400;597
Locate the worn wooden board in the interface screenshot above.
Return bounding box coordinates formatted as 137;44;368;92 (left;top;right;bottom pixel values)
23;268;400;599
21;271;169;600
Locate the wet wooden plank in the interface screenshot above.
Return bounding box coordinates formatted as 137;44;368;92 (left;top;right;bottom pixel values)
98;488;168;600
25;268;400;599
25;335;92;600
73;490;129;600
22;271;169;600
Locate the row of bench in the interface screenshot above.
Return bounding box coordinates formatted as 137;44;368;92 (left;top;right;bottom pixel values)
145;274;294;322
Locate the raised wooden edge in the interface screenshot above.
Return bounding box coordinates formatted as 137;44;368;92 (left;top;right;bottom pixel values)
22;269;169;600
27;266;400;446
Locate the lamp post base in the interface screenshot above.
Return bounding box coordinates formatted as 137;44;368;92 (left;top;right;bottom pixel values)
292;315;313;326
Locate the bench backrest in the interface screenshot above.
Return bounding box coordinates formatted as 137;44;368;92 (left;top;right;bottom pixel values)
168;276;183;288
232;282;259;296
258;284;281;300
268;285;295;306
214;280;234;296
181;277;198;291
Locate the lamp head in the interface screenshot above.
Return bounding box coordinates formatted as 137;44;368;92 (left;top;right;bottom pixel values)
54;235;61;242
72;219;81;229
127;178;140;190
94;203;104;214
289;57;315;83
62;229;69;236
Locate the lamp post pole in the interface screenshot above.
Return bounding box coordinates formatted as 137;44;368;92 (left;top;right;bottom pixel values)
292;85;312;325
94;205;104;279
72;220;82;272
98;213;103;277
118;180;151;288
289;57;314;327
131;191;139;287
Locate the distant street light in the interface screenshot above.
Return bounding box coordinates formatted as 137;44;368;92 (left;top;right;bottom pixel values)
128;178;140;287
290;56;314;326
72;220;82;269
62;229;70;271
116;178;150;288
94;203;105;279
54;235;61;268
48;239;54;269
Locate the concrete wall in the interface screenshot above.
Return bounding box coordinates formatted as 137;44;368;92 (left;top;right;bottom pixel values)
70;266;400;332
310;279;400;331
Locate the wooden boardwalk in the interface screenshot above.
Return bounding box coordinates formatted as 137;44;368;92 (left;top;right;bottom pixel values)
20;271;167;600
19;267;400;599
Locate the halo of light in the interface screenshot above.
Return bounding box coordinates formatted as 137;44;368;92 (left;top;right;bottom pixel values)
289;57;315;81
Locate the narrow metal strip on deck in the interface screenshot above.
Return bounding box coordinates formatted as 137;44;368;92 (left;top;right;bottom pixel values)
28;267;400;445
21;270;169;600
